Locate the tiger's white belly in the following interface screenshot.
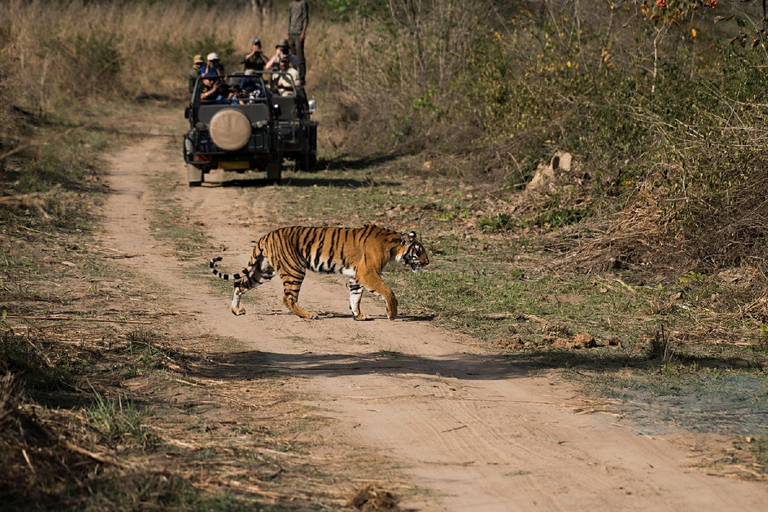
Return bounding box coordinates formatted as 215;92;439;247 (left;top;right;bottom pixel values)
307;258;356;276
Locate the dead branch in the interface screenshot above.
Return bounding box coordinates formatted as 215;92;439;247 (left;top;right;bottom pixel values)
63;441;126;468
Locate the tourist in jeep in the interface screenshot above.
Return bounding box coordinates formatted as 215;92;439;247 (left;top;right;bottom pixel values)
188;54;205;93
242;38;267;72
202;52;225;76
273;55;300;97
241;69;269;103
266;40;298;73
200;74;230;103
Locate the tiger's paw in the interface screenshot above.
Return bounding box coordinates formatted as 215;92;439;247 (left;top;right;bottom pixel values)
353;313;369;321
232;307;246;316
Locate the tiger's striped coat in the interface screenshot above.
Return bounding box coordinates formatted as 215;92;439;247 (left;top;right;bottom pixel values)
210;224;429;320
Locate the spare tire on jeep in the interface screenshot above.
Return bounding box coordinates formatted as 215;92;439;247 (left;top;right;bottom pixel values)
208;109;251;151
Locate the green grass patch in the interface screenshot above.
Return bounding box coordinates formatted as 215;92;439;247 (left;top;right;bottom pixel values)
238;160;768;441
87;389;159;449
753;438;768;468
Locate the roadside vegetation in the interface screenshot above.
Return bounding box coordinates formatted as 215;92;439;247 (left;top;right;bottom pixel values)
2;0;767;505
0;105;399;508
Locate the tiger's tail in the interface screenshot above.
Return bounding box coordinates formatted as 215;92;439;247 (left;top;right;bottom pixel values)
209;255;254;282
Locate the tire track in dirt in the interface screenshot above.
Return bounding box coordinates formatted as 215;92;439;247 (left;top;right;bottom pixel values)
99;133;768;511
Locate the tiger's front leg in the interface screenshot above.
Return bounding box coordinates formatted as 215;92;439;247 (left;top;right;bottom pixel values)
356;273;398;320
348;278;368;321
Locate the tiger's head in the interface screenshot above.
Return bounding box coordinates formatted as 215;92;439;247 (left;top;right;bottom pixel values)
399;231;429;273
254;253;276;282
246;244;276;284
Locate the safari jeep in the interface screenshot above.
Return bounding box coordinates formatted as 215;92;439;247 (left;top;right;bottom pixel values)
183;71;317;186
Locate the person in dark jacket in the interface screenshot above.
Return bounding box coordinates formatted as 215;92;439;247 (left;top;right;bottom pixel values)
188;54;204;93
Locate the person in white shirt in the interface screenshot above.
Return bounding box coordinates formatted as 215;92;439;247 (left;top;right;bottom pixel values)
273;55;301;97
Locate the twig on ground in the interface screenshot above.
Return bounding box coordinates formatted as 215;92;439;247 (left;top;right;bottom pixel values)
7;315;152;325
63;441;126;468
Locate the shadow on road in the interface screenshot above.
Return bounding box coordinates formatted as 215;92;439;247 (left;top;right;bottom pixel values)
202;176;400;189
318;153;410;171
190;347;644;383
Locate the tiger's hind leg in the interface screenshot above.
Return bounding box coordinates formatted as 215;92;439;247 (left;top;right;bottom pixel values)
348;278;368;321
230;255;275;315
231;283;247;316
279;270;318;319
230;274;262;315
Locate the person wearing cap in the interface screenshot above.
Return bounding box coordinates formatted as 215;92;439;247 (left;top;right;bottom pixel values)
202;52;225;77
200;73;230;103
273;55;301;97
266;40;298;73
188;54;205;93
286;0;309;84
243;39;267;72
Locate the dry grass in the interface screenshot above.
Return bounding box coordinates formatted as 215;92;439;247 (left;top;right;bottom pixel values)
349;483;399;511
554;182;667;272
1;0;291;105
0;130;406;509
1;286;399;509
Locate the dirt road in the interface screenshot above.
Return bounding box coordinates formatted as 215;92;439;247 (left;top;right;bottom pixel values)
99;125;768;510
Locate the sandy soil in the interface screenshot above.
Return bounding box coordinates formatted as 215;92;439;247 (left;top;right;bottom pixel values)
98;124;768;510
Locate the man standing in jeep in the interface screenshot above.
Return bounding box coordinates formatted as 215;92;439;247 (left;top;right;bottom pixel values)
286;0;308;84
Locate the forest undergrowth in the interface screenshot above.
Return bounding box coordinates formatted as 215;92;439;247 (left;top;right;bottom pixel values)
1;0;768;503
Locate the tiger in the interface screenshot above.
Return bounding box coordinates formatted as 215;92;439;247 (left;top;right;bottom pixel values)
209;224;429;320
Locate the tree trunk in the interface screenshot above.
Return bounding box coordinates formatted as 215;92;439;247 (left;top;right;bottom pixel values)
250;0;274;30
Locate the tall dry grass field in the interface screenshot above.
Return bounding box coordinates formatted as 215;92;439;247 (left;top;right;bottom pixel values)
0;0;350;110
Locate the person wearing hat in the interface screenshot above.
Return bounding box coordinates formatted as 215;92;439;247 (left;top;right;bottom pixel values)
202;52;225;77
188;54;205;93
273;54;301;97
243;39;267;72
286;0;309;84
266;40;299;73
200;72;230;103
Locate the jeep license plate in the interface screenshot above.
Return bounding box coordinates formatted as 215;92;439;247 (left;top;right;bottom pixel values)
219;161;250;170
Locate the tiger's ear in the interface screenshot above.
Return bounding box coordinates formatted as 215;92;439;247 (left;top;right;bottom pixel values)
408;231;417;241
401;234;408;246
